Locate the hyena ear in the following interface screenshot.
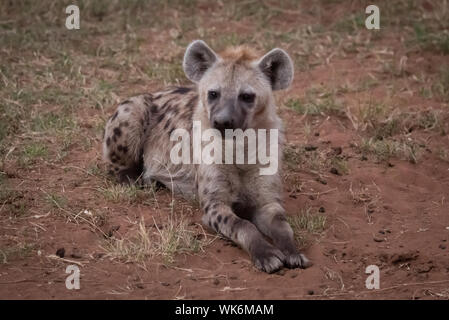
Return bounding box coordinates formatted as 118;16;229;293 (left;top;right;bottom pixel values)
257;48;294;91
183;40;218;83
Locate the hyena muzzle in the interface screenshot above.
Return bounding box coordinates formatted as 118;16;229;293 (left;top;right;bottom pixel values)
103;40;311;273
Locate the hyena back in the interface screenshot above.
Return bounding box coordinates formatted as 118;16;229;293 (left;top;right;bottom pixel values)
103;40;311;273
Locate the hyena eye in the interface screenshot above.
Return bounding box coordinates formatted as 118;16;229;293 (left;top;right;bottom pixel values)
208;90;220;101
239;93;255;104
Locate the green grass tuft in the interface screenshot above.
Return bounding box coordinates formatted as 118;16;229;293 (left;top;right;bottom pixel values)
19;143;48;166
288;207;327;249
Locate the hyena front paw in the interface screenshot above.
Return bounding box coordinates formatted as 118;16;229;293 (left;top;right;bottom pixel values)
250;240;285;273
285;253;312;269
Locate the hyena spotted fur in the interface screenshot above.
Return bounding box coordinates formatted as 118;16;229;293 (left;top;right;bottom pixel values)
103;40;311;273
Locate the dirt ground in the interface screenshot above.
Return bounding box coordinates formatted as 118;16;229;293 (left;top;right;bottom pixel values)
1;0;448;299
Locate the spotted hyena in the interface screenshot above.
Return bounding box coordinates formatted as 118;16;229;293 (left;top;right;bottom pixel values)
103;40;311;273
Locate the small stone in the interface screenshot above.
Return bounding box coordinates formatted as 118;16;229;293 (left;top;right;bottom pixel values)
161;282;170;286
307;290;314;295
439;244;446;250
332;147;342;155
330;167;340;175
107;225;120;238
93;252;105;259
56;248;65;258
309;195;316;200
276;269;286;276
373;237;385;242
390;251;419;264
319;207;325;213
416;264;432;273
304;145;317;151
213;278;220;285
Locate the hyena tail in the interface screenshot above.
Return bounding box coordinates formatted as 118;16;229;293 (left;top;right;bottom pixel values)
102;95;151;183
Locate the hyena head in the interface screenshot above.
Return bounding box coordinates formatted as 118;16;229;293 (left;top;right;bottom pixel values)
183;40;294;133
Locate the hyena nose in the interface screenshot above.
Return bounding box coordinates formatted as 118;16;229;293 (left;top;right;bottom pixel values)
213;116;234;130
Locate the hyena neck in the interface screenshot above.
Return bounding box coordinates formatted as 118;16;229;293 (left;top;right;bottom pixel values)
249;94;284;134
252;105;282;131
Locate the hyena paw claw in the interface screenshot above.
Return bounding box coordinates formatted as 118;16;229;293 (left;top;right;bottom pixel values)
285;253;312;269
251;242;285;273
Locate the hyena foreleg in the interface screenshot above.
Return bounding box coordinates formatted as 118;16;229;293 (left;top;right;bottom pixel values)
197;168;285;273
252;202;311;269
202;202;286;273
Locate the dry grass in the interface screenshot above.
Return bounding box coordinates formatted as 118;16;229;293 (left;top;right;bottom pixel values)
283;143;349;177
43;189;108;236
349;182;381;223
346;105;447;164
0;178;28;218
285;91;344;116
0;242;35;264
152;216;209;264
99;184;148;204
358;137;422;164
288;207;327;249
103;215;212;265
438;147;449;163
283;144;327;173
330;157;349;175
102;219;152;264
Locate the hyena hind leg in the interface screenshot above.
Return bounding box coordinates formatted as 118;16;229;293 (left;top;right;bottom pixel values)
252;202;312;269
103;95;150;184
